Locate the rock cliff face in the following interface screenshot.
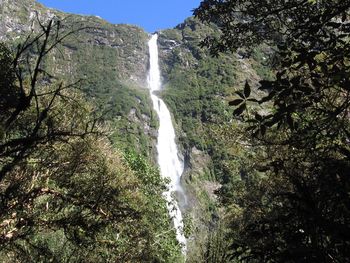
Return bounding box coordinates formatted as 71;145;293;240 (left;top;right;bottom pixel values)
154;17;271;261
1;1;272;260
0;0;158;158
0;0;49;39
0;0;149;86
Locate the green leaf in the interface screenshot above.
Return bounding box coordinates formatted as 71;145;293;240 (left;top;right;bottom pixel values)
255;113;263;121
287;114;294;130
233;103;246;116
235;91;245;99
326;22;341;28
259;80;273;91
244;81;251;98
229;99;244;106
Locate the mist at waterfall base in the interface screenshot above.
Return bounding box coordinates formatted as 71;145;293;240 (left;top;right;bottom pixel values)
147;34;187;253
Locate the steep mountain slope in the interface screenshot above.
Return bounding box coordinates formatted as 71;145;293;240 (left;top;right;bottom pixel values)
0;1;186;261
157;17;272;261
1;0;156;157
1;1;273;261
1;0;148;85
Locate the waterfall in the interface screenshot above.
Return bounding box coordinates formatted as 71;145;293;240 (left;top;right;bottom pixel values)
147;34;187;253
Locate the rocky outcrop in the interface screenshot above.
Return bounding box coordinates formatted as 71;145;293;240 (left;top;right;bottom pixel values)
0;0;149;87
1;2;273;259
0;0;156;158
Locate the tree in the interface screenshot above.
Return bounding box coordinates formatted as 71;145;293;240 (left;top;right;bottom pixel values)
0;17;94;181
0;18;182;262
195;0;350;262
194;0;350;54
0;43;18;123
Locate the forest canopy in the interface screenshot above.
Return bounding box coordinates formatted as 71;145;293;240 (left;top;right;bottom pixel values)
0;19;182;262
1;0;350;262
194;0;350;262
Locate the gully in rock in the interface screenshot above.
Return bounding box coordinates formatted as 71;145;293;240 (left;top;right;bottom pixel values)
147;34;187;254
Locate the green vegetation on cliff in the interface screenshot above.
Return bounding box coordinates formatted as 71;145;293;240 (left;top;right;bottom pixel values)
156;17;273;262
0;4;183;262
3;0;348;262
193;0;350;261
1;0;157;159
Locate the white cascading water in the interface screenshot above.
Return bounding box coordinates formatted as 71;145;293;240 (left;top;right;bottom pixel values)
147;34;187;253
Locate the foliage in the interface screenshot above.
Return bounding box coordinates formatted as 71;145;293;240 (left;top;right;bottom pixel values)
47;19;154;157
3;1;155;157
0;19;181;262
158;17;275;261
194;0;350;54
0;44;18;122
195;0;350;262
160;18;237;152
123;151;184;262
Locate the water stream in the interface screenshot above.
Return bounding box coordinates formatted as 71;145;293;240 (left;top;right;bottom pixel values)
147;34;187;253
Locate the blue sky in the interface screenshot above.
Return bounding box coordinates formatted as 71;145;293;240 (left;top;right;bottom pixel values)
37;0;202;32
